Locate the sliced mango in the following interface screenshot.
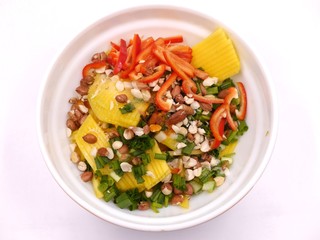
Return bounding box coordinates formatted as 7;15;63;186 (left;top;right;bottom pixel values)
192;28;240;81
88;74;149;128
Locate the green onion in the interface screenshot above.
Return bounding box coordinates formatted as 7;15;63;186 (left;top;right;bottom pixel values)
219;78;235;90
199;168;213;183
202;180;216;192
150;189;162;202
103;187;117;202
151;202;162;213
131;150;145;157
94;156;111;169
154;153;167;160
141;153;151;165
94;170;102;178
231;98;240;106
116;192;133;209
98;182;108;193
195;80;202;94
164;195;170;207
237;120;249;136
206;86;219;95
172;174;186;191
132;165;146;184
108;160;124;177
119;103;136;114
181;142;195;155
176;134;185;142
225;130;238;144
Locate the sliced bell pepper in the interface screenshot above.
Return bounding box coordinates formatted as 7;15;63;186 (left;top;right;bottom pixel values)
182;79;224;104
155;72;178;111
113;39;127;74
210;118;226;149
210;104;227;142
135;39;157;64
163;35;184;44
163;50;191;81
224;87;238;131
137;64;167;83
235;82;247;120
82;60;107;78
120;34;141;78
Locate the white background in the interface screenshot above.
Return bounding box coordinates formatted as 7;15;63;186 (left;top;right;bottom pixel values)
1;0;320;239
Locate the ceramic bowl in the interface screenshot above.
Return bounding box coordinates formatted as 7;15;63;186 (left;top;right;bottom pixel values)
37;5;278;231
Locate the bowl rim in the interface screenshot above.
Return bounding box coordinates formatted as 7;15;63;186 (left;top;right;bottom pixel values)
37;4;279;231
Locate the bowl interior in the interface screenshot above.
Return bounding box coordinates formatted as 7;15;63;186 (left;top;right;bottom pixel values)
38;6;277;231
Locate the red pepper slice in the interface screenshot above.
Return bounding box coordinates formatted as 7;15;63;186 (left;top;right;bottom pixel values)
210;118;226;149
163;35;184;44
120;34;141;78
235;82;247;120
210;104;227;142
171;168;181;174
182;79;224;104
82;61;107;78
138;64;167;83
224;87;238;131
155;72;178;111
113;39;127;74
135;39;156;64
163;50;191;81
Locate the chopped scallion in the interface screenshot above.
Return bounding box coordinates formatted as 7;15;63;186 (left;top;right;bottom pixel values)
172;174;186;191
154;153;167;160
206;86;219;95
181;142;195;155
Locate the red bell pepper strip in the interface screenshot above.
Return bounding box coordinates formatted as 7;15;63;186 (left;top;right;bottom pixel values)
163;50;190;81
82;60;107;78
120;34;141;78
155;72;178;111
113;39;127;74
235;82;247;120
224;87;238;131
135;39;156;64
210;104;227;142
110;41;120;51
182;79;224;104
163;35;183;44
210;118;226;149
138;64;167;83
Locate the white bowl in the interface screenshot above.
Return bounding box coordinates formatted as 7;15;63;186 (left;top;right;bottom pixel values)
37;5;278;231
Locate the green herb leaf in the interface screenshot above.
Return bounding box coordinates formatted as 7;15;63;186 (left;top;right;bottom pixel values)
119;103;136;114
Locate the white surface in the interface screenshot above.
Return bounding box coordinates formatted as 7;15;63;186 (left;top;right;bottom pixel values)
0;0;319;239
38;5;277;231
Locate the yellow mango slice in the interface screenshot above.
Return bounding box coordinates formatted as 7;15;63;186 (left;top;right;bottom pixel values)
143;142;171;190
88;74;149;128
74;114;109;171
192;28;240;81
116;142;170;191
